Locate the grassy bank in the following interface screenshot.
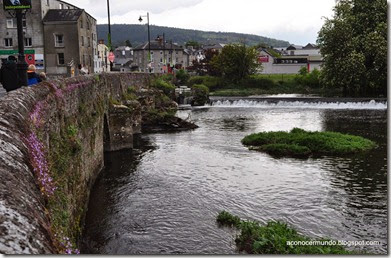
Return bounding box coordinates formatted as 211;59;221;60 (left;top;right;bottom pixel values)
241;128;376;158
217;211;356;254
187;74;342;97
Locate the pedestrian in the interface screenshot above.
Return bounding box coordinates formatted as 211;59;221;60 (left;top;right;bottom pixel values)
0;56;19;92
39;72;47;81
27;64;42;86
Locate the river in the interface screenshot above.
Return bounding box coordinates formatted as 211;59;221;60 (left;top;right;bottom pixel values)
81;98;387;254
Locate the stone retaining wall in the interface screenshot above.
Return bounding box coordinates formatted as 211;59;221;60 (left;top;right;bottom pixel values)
0;73;152;254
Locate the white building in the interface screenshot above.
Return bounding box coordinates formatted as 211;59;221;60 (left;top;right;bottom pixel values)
96;40;110;73
257;44;323;74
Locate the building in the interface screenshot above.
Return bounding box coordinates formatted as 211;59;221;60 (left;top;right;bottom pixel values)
257;44;323;74
133;37;186;73
0;0;97;76
113;46;133;72
96;39;110;73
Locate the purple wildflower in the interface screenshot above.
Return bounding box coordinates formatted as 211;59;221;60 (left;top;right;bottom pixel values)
24;132;56;197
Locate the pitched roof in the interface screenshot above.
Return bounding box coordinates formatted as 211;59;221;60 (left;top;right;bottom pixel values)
133;41;183;51
303;43;318;49
43;9;84;22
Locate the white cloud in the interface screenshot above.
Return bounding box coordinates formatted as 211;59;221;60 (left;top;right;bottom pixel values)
63;0;335;45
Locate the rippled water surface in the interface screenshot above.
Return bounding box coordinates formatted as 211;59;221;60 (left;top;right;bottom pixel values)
82;101;387;254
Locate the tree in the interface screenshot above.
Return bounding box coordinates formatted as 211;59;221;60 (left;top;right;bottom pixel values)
317;0;387;97
211;44;261;83
124;40;132;47
189;49;221;76
185;40;201;49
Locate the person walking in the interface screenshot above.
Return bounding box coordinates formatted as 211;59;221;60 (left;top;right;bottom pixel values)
27;64;42;86
0;56;19;92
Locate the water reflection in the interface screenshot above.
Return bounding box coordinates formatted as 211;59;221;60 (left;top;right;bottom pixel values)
82;107;387;254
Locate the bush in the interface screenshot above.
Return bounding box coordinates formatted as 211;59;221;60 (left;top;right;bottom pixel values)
191;84;209;106
151;78;176;96
240;75;277;89
242;128;376;158
176;69;190;85
188;76;222;90
295;68;321;88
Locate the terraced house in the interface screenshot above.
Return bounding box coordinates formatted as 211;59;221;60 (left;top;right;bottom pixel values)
133;37;187;73
0;0;97;77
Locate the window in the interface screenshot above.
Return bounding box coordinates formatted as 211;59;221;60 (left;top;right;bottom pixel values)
4;38;13;47
87;21;90;30
88;37;90;47
81;36;84;46
57;53;65;65
80;19;83;28
6;18;26;28
24;37;32;47
47;0;49;5
6;19;13;28
55;34;64;47
59;3;63;9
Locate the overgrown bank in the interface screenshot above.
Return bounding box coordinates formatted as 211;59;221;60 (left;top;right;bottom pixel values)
185;69;342;97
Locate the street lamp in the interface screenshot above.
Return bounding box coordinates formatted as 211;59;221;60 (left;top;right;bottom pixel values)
138;12;151;73
107;0;113;71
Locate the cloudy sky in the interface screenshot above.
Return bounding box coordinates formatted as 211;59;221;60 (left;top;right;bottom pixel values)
64;0;336;45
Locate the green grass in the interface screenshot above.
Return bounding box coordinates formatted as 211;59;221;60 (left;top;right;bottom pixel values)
217;211;356;254
242;128;376;158
189;75;343;97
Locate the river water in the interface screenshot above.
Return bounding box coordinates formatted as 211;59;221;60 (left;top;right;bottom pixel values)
81;99;387;254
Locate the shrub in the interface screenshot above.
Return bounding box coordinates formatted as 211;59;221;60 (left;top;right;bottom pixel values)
191;84;209;106
151;78;175;96
242;128;376;158
176;69;190;85
240;75;277;89
188;76;222;90
295;68;321;88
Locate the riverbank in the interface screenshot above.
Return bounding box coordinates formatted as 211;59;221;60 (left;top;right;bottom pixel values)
188;74;344;97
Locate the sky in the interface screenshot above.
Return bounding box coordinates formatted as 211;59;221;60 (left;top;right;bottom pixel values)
64;0;336;45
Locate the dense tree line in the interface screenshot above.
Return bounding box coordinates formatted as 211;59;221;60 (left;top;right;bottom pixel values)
317;0;387;97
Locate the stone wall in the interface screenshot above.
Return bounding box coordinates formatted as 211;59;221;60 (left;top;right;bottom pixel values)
0;73;153;254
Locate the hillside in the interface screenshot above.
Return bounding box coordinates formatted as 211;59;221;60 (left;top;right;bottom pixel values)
97;24;290;48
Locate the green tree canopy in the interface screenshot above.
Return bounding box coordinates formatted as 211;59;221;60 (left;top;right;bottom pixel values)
317;0;387;97
211;44;261;83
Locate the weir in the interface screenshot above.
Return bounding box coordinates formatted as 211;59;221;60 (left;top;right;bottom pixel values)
0;73;156;254
209;97;387;110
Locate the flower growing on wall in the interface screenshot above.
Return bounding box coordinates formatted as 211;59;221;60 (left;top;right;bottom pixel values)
25;132;56;197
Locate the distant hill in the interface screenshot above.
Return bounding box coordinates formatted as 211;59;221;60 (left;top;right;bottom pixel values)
97;24;290;48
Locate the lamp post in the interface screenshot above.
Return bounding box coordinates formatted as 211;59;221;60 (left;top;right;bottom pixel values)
16;9;28;87
138;12;151;73
106;0;113;71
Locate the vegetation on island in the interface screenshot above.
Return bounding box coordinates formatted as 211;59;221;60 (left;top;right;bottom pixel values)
241;128;376;158
216;211;356;254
